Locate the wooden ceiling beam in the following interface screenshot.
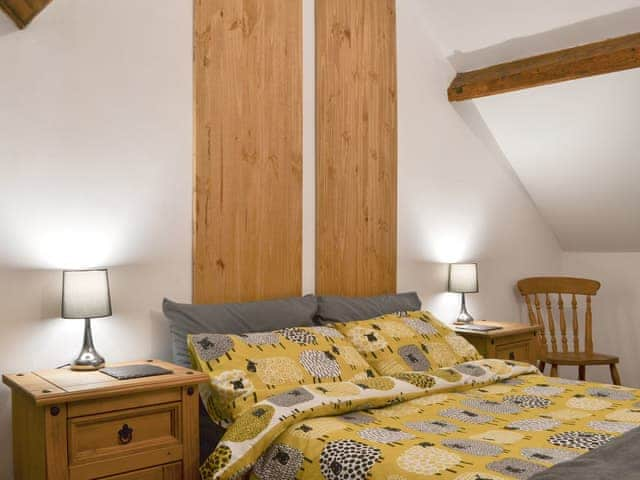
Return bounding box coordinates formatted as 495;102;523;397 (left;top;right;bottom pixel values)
0;0;51;29
448;32;640;102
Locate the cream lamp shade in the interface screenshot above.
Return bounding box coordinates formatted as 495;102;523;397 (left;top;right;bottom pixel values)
448;263;479;294
62;269;112;319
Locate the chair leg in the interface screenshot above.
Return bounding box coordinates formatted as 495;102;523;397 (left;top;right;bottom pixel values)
538;361;546;374
578;365;586;381
610;364;621;386
550;364;558;377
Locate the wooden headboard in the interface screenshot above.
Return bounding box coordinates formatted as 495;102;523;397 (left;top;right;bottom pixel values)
193;0;397;302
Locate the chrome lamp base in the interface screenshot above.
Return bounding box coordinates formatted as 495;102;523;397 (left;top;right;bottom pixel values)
455;292;474;324
71;318;105;371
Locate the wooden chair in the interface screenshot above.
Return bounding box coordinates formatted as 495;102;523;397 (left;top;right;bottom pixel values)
517;277;621;385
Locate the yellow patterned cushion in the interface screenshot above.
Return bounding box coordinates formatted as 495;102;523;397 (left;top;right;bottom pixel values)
333;310;482;375
188;326;374;426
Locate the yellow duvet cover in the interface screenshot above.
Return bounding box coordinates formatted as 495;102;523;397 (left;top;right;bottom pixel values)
201;359;640;480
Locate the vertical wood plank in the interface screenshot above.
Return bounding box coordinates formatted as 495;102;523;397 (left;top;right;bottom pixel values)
316;0;398;295
194;0;303;303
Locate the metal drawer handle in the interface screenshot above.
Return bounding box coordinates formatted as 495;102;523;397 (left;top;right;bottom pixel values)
118;423;134;444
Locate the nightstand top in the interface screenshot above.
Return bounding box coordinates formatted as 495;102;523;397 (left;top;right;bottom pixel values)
453;321;541;338
2;359;208;406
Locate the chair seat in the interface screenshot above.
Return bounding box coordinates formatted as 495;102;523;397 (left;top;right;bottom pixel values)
542;351;619;366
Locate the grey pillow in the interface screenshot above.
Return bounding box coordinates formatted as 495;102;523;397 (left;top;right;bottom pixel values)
162;295;318;368
314;292;421;325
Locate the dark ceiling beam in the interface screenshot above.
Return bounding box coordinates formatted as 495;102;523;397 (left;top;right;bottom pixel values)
0;0;52;29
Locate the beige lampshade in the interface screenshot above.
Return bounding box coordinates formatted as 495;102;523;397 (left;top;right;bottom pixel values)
448;263;478;293
62;269;112;319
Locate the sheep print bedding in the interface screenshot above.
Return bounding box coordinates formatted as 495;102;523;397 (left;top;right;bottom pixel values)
200;359;640;479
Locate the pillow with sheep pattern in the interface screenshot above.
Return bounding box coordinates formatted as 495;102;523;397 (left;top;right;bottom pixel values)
333;311;482;376
188;326;374;426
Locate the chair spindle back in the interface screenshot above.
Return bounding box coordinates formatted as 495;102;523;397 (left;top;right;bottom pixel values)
517;277;600;356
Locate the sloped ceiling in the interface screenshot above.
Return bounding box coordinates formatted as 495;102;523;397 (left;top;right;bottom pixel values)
421;0;640;69
474;69;640;251
420;0;640;251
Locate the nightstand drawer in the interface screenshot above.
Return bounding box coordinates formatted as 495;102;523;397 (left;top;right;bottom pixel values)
69;389;182;418
496;341;532;363
69;402;182;467
102;462;182;480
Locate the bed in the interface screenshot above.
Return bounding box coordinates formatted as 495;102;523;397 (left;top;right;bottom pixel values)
163;294;640;480
203;360;640;479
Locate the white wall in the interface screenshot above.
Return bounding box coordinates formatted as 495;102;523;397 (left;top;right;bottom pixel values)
0;1;566;478
0;1;192;478
561;252;640;387
396;0;563;323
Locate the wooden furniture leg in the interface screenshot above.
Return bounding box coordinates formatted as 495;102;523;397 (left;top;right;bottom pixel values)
578;365;586;381
538;361;546;374
550;364;558;377
609;363;621;385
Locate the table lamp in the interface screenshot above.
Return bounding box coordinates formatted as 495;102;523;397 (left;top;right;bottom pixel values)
448;263;478;324
62;269;112;370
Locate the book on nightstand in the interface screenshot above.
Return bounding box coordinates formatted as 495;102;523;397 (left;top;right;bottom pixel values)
100;363;173;380
453;323;503;332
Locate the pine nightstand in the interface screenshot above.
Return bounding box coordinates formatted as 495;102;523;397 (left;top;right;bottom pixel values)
453;321;541;365
3;360;208;480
